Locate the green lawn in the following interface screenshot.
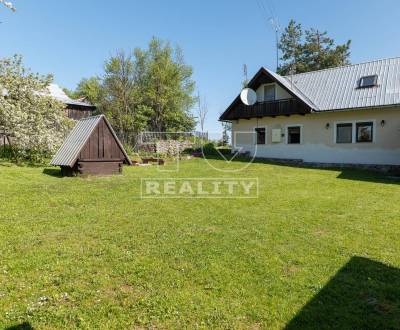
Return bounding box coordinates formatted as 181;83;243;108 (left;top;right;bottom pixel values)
0;158;400;329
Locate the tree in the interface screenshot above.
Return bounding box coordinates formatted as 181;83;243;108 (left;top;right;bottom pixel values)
101;50;150;145
303;29;351;71
139;38;196;132
0;55;72;163
197;93;208;133
66;38;197;145
278;20;304;75
277;20;351;75
64;77;103;107
221;121;230;146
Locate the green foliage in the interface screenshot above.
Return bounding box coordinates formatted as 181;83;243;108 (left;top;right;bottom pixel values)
0;55;73;163
100;50;150;145
138;38;196;132
201;142;218;155
69;37;197;146
0;159;400;328
277;19;351;75
0;145;13;159
68;77;103;107
221;122;231;146
122;143;134;157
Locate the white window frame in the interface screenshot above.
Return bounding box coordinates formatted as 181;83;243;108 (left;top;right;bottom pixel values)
285;125;303;145
263;83;276;102
334;120;376;144
334;121;354;144
253;126;267;145
232;130;257;149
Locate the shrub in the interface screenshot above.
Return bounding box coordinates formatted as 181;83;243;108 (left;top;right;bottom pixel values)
0;55;73;164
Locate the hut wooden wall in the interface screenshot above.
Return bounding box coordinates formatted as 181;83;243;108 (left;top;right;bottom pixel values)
65;108;94;120
78;118;125;161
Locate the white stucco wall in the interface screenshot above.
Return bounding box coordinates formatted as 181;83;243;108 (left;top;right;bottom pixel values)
231;107;400;165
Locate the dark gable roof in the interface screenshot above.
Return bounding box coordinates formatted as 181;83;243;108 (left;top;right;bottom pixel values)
219;67;316;121
220;57;400;121
50;115;132;167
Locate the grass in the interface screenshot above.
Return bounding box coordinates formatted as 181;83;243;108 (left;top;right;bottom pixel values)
0;158;400;329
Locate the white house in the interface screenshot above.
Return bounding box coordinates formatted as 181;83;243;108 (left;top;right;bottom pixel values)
219;57;400;166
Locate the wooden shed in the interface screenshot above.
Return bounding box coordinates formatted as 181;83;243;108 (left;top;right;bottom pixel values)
50;115;132;176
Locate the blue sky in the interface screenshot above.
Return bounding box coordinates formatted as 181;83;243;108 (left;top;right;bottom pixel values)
1;0;400;133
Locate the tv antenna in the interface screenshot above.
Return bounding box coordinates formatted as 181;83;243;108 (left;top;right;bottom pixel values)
269;17;281;72
243;64;248;87
255;0;281;71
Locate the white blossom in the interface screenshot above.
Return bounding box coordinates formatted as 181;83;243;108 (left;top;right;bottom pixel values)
0;55;73;163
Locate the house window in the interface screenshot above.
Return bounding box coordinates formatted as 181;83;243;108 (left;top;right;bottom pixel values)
358;75;378;88
336;123;353;143
264;84;275;101
356;122;373;142
287;126;301;144
255;127;266;144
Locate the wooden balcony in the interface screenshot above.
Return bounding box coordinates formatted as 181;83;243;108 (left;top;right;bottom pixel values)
220;98;310;120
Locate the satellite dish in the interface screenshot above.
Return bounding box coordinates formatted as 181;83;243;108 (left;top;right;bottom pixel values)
240;88;257;106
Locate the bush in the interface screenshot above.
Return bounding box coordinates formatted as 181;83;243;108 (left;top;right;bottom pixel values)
202;142;217;155
123;143;134;157
0;55;73;164
0;145;14;160
0;145;53;165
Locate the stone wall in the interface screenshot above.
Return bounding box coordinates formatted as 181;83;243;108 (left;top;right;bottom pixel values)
156;140;194;157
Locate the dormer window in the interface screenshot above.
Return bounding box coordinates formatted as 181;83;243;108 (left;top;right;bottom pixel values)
264;84;276;101
358;75;378;88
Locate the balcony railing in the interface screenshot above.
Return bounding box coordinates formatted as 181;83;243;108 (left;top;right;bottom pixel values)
222;98;310;120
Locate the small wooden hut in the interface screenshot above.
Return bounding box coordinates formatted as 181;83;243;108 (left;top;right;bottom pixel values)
51;115;132;176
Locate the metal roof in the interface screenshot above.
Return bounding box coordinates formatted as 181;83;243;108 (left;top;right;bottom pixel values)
285;57;400;111
47;84;95;108
50;115;132;167
266;68;318;110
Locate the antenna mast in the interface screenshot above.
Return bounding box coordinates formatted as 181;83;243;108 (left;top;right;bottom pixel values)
243;64;248;87
256;0;280;71
269;17;280;72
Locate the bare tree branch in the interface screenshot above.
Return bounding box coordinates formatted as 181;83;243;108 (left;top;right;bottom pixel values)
197;92;208;133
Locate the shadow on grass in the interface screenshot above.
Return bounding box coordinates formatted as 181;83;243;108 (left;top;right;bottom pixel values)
285;257;400;329
42;168;62;178
337;170;400;185
200;154;400;185
5;322;34;330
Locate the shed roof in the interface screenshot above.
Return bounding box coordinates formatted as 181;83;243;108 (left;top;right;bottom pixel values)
50;115;132;167
47;84;95;108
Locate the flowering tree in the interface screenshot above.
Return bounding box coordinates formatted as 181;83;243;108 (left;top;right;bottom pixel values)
0;0;16;12
0;55;72;163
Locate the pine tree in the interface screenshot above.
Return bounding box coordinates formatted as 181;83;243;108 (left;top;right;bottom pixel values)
277;20;351;75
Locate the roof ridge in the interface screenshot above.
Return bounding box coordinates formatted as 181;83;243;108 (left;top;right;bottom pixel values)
283;56;400;78
79;114;103;121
